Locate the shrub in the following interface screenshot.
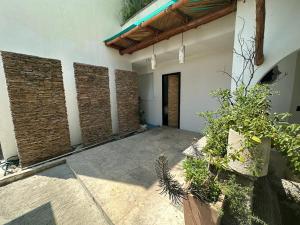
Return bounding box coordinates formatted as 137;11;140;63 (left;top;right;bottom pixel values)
120;0;154;23
200;84;300;174
183;158;221;203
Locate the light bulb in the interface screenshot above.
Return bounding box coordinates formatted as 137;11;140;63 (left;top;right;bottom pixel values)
151;54;156;70
179;45;185;64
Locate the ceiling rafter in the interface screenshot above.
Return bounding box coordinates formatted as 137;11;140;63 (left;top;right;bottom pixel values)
123;37;140;45
120;3;236;55
142;25;163;34
173;9;192;23
105;0;189;46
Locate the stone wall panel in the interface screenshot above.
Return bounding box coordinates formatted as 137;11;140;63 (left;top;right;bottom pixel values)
115;70;139;134
74;63;112;145
1;51;71;167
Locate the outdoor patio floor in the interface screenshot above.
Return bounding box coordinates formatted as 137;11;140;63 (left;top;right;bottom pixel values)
0;127;199;225
0;163;109;225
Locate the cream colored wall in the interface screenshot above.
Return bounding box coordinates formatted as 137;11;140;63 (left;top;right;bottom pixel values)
232;0;300;123
135;50;232;133
269;52;298;115
232;0;300;87
131;11;235;133
0;0;132;159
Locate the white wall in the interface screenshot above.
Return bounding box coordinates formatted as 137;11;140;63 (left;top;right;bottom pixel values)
269;52;298;115
131;11;235;133
231;0;300;124
232;0;300;87
135;50;232;133
138;73;156;124
0;0;132;159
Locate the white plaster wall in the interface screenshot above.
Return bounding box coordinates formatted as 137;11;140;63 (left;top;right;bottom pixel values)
232;0;300;87
135;50;232;133
0;55;18;160
269;52;297;115
130;11;236;133
0;0;132;159
138;73;156;124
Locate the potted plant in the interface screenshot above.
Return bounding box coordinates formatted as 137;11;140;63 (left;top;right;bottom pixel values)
200;83;300;178
197;22;300;177
155;155;262;225
155;23;300;225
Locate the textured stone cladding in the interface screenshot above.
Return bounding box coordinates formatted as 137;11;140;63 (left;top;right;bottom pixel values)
74;63;112;145
1;51;71;167
168;75;179;128
115;69;140;134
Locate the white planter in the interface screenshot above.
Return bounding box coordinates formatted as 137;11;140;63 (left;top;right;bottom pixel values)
183;136;207;158
227;129;271;177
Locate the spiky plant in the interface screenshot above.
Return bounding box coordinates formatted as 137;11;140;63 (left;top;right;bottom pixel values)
155;155;186;204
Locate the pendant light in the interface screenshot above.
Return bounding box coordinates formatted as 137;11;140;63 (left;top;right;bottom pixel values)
151;44;156;70
179;32;185;64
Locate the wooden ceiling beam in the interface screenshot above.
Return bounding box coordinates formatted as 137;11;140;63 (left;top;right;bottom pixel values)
143;25;163;34
123;37;140;45
106;43;125;51
120;3;236;55
173;9;192;23
105;0;189;46
255;0;265;66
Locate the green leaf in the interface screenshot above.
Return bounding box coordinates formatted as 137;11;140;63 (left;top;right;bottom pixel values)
251;136;262;143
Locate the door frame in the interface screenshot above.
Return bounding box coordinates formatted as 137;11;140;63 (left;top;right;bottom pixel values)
162;72;181;129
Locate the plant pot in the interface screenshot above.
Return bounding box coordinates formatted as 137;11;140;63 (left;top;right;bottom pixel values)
227;129;271;177
183;194;224;225
183;136;207;158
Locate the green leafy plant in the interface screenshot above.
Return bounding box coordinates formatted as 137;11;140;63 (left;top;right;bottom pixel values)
222;176;266;225
120;0;154;23
155;156;266;223
183;158;221;203
199;83;300;174
198;20;300;174
155;21;299;225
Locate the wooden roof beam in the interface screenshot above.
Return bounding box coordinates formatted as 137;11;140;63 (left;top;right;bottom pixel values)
255;0;265;66
105;43;125;51
120;3;236;55
173;9;192;23
123;37;140;45
105;0;189;46
143;25;163;34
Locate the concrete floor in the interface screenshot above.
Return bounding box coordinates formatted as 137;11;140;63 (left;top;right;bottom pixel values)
0;164;109;225
0;127;198;225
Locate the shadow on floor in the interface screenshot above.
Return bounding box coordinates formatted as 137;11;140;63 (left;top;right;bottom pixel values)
65;127;199;189
4;202;56;225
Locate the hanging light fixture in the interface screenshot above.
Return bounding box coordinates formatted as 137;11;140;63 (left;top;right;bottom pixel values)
151;44;156;70
179;32;185;64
